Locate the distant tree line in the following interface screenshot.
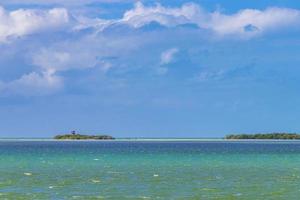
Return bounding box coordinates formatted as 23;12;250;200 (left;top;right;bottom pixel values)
54;134;115;140
225;133;300;140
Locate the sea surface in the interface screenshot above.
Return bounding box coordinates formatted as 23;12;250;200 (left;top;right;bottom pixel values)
1;140;300;199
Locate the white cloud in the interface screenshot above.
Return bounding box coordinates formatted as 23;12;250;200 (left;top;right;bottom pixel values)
193;70;225;82
16;32;140;95
81;2;300;38
122;2;203;28
33;49;80;72
98;60;113;72
74;17;113;32
155;48;179;75
0;71;63;96
0;0;131;6
160;48;179;65
31;37;122;74
0;2;298;44
2;2;294;42
0;7;69;43
1;2;300;96
209;7;300;37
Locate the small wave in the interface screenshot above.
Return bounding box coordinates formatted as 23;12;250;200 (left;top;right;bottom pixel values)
201;188;216;191
139;196;151;199
234;193;242;196
107;171;122;174
91;179;101;183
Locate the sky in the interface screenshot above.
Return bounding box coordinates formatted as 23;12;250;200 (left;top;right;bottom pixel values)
1;0;300;138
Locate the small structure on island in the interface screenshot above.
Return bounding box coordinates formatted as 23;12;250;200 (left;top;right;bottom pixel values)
71;130;76;135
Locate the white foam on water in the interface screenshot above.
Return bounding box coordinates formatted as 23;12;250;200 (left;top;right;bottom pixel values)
234;193;242;196
153;174;159;177
93;158;99;161
139;196;151;199
49;186;54;189
24;173;32;176
91;179;101;183
107;171;121;174
201;188;216;191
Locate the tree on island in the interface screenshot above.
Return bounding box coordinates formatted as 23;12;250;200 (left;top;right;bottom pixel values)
225;133;300;140
54;131;115;140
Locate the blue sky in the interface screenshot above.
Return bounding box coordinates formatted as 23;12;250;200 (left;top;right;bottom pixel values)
1;0;300;138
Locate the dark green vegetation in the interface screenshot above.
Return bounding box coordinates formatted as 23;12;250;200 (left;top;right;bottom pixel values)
226;133;300;140
54;134;115;140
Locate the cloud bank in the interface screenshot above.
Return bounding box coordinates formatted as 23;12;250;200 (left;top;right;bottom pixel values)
78;2;300;38
0;2;299;43
0;0;131;6
0;2;299;96
0;7;69;43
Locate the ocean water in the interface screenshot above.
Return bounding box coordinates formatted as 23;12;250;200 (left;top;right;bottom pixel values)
1;141;300;199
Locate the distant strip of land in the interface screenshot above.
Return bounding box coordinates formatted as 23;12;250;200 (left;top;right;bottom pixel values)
226;133;300;140
54;134;114;140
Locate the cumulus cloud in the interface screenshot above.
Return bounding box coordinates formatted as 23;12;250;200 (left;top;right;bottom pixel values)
0;0;132;6
0;2;299;43
0;41;113;96
209;7;300;37
155;48;179;75
1;2;300;96
30;33;137;74
122;2;203;28
0;6;69;43
0;71;63;96
32;49;96;72
160;48;179;65
80;2;300;38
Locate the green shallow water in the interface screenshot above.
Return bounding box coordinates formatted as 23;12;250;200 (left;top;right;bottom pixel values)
1;141;300;199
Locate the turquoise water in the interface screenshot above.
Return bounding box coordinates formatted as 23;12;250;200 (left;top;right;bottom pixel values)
1;141;300;199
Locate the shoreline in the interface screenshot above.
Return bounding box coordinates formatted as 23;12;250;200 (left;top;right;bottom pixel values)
2;138;300;142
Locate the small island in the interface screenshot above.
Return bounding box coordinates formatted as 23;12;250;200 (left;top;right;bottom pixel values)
225;133;300;140
54;131;115;140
